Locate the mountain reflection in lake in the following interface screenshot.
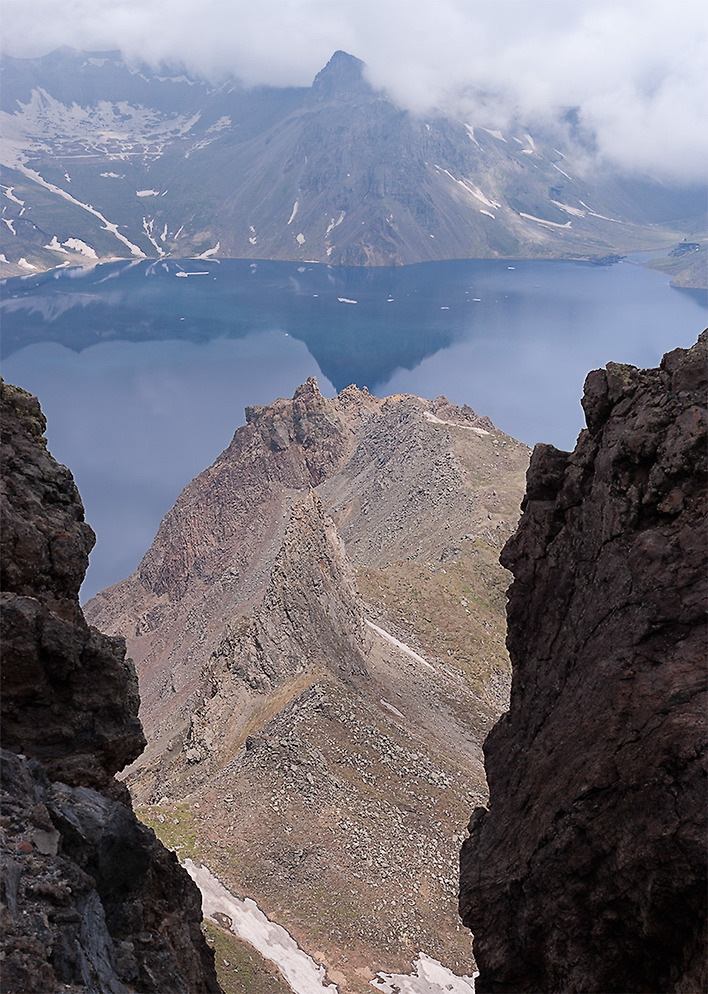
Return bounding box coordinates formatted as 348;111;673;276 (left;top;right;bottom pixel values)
2;257;705;599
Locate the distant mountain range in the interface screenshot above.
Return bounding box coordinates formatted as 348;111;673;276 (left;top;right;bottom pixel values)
1;47;705;282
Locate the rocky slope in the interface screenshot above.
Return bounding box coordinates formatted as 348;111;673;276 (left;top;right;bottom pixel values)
86;378;529;988
460;333;707;992
2;48;704;279
0;380;220;993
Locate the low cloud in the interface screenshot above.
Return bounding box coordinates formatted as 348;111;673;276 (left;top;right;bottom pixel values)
2;0;707;184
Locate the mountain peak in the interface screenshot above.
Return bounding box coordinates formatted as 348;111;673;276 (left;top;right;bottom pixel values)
310;50;371;101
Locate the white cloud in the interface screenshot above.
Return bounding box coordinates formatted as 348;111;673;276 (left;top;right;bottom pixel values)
2;0;707;183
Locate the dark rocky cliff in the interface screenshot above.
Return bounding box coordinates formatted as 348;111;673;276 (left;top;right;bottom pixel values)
0;381;221;993
459;334;707;992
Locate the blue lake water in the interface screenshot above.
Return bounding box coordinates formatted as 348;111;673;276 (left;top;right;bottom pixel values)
2;257;705;599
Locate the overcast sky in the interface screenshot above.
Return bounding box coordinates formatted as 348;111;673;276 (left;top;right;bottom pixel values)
2;0;707;184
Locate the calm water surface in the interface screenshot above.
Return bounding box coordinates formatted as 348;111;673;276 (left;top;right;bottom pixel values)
2;257;705;597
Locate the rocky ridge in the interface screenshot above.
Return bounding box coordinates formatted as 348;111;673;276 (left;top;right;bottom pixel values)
86;378;530;988
0;381;220;993
183;490;369;772
460;333;707;992
87;379;524;753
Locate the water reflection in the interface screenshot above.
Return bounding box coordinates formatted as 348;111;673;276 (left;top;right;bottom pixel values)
2;257;705;600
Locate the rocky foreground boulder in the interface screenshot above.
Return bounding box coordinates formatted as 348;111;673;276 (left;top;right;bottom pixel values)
460;333;707;992
0;381;221;993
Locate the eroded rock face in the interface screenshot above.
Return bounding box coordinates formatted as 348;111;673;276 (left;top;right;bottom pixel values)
86;377;527;754
215;490;368;692
459;333;707;993
1;383;145;793
182;490;369;772
0;382;220;993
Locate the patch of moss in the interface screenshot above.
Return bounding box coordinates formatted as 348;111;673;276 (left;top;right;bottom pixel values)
136;802;202;859
1;381;48;440
203;922;291;994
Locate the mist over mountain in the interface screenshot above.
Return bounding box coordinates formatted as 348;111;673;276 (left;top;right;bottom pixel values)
1;48;705;282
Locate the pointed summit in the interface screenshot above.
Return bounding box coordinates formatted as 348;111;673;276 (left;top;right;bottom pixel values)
309;50;371;102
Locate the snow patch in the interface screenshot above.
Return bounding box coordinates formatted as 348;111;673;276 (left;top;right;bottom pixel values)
17;257;36;270
62;238;97;258
296;233;306;245
100;172;124;179
371;954;477;994
184;861;338;994
464;124;479;147
578;201;623;223
18;165;146;258
481;128;506;142
3;218;16;235
551;200;586;218
380;699;405;720
366;620;433;670
433;167;500;209
142;217;166;256
2;186;25;206
325;211;346;238
424;411;489;435
519;212;572;229
480;209;495;219
196;242;220;259
136;189;160;197
288;200;299;225
552;163;573;181
338;297;357;304
206;115;231;133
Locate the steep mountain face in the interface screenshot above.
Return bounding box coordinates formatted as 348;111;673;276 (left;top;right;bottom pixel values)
1;48;704;279
0;381;220;993
86;378;529;987
460;333;707;992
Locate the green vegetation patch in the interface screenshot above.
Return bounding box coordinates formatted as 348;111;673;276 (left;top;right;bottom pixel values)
136;802;202;860
203;922;291;994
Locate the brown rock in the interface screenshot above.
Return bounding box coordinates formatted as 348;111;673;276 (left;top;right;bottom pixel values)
1;381;145;791
0;381;221;993
459;333;707;993
86;378;527;756
182;490;369;771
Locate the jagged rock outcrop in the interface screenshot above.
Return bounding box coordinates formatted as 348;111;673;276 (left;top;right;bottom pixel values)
214;490;368;692
459;333;707;992
1;383;145;795
0;381;220;993
84;378;529;979
86;378;527;754
182;490;369;771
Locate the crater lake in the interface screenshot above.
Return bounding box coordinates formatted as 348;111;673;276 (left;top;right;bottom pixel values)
2;256;705;598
